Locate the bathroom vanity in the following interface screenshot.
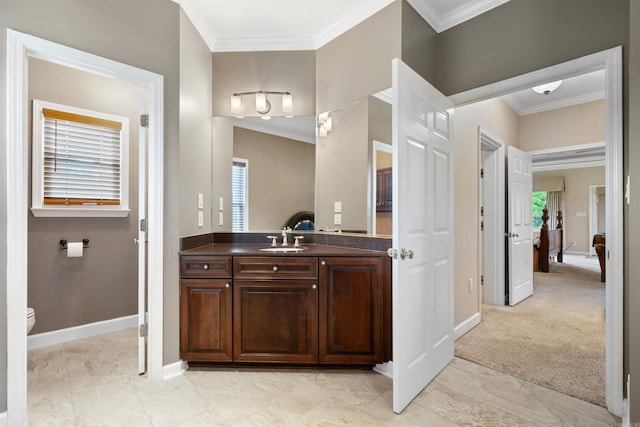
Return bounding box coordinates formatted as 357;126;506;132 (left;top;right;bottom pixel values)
179;239;391;367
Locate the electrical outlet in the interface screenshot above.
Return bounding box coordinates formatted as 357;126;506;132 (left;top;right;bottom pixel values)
334;213;342;225
219;197;224;211
334;201;342;213
468;278;473;292
198;211;204;227
198;193;204;209
218;212;224;226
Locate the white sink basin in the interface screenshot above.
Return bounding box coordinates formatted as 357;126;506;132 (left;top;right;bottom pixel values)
259;246;307;253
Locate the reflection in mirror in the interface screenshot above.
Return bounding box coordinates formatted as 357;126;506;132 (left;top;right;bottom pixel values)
231;116;316;231
373;141;392;235
314;88;392;235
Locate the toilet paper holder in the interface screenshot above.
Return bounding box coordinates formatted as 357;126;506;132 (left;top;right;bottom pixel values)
60;239;90;250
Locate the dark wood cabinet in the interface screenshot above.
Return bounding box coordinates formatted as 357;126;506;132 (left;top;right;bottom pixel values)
180;256;233;361
376;167;392;212
179;251;390;366
234;280;318;363
319;257;384;364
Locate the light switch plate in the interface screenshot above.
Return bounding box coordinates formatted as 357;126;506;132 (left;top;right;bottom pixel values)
334;213;342;225
334;201;342;213
219;197;224;211
198;193;204;209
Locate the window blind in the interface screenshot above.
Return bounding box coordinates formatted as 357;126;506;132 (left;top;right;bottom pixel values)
42;108;122;205
232;160;248;231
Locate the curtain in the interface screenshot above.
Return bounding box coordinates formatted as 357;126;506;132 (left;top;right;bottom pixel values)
546;191;564;230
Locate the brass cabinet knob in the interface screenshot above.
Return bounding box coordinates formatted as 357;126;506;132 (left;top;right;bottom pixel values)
273;265;279;272
203;264;209;270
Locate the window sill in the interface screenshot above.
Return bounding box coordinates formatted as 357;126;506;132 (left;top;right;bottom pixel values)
31;207;130;218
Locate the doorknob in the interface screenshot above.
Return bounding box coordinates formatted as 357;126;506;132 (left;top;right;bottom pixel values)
400;248;414;260
505;232;520;238
387;248;398;259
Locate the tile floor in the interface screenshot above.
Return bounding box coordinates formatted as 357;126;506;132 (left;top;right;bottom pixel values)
27;328;621;426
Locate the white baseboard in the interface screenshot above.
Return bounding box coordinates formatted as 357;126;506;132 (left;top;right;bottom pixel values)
163;360;187;380
27;315;138;350
454;312;481;340
373;361;393;379
0;411;6;427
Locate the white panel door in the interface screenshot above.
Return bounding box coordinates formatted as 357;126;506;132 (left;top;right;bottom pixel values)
391;58;455;413
507;146;533;306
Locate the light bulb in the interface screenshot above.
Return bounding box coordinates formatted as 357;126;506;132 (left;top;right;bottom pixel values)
282;93;293;113
230;94;242;114
256;92;267;112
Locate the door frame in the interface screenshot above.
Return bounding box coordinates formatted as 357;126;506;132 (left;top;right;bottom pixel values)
589;184;606;256
451;46;623;416
478;128;505;306
6;30;165;426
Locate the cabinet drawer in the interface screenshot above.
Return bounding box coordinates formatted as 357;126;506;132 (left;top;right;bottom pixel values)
181;256;232;278
234;257;318;280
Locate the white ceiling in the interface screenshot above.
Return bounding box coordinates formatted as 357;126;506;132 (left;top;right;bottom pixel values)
175;0;511;52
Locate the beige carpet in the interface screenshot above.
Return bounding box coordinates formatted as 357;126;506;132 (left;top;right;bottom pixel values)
455;255;606;407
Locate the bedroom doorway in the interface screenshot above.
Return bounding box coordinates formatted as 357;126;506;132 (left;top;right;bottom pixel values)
453;47;623;415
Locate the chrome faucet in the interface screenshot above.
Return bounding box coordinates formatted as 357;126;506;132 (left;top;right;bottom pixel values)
281;227;292;246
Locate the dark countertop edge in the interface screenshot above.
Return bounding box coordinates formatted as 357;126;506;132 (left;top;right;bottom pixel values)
180;232;392;253
179;242;387;257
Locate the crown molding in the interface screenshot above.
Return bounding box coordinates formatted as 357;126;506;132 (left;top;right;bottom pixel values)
233;118;316;144
314;0;395;48
213;37;316;52
503;90;605;116
407;0;510;32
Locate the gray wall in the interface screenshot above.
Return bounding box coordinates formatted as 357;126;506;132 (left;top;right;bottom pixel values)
233;128;315;231
27;58;140;333
401;0;437;85
316;1;402;113
436;0;635;419
180;9;213;237
1;0;181;410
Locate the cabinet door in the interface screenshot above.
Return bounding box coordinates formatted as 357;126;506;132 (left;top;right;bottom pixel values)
319;257;384;364
180;279;233;361
234;280;318;363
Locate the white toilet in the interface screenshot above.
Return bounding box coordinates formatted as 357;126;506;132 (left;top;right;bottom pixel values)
27;307;36;334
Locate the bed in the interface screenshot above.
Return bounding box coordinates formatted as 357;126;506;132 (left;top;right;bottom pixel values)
534;207;563;273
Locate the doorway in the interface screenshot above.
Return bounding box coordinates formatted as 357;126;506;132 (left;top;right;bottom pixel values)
6;30;165;426
590;185;606;256
453;47;623;415
478;128;505;307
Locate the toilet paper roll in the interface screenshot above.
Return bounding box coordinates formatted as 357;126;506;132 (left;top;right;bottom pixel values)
67;241;83;258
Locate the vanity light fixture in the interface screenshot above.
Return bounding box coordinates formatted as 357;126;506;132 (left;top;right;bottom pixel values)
317;111;332;137
229;90;293;118
532;80;563;95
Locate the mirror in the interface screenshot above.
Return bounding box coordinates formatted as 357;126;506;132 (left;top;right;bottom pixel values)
314;89;392;235
231;116;316;231
215;89;392;236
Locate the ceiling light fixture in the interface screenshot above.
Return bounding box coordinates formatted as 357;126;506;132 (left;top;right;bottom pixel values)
532;80;563;95
230;91;293;118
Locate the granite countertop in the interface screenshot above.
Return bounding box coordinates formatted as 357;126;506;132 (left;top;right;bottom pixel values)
180;243;387;257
